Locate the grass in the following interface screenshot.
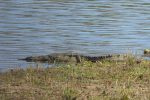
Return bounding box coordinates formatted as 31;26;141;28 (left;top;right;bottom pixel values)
0;54;150;100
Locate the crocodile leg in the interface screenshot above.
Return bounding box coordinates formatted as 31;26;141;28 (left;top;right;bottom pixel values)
75;55;82;63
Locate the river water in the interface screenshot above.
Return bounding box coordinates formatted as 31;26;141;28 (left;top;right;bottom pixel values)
0;0;150;70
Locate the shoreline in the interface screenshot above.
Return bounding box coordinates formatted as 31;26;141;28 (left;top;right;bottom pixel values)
1;51;150;72
1;54;150;99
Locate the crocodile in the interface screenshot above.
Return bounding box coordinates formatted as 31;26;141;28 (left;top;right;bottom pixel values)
20;53;123;63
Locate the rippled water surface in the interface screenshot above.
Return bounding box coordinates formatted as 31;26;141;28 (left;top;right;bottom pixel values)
0;0;150;70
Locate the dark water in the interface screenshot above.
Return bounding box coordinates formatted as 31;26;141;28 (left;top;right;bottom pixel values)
0;0;150;70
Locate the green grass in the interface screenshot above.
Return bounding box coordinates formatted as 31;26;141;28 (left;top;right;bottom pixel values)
0;54;150;100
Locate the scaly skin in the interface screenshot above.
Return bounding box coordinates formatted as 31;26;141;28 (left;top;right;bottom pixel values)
20;53;121;63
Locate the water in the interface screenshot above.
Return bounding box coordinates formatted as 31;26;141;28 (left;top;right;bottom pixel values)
0;0;150;70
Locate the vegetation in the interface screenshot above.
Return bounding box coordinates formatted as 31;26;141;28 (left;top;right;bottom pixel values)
0;54;150;100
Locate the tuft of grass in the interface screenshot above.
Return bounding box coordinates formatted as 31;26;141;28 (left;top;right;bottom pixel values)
0;54;150;100
62;88;78;100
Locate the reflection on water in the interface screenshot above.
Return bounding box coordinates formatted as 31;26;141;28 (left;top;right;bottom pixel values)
0;0;150;70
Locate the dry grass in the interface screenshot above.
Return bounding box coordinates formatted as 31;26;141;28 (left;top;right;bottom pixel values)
0;54;150;100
